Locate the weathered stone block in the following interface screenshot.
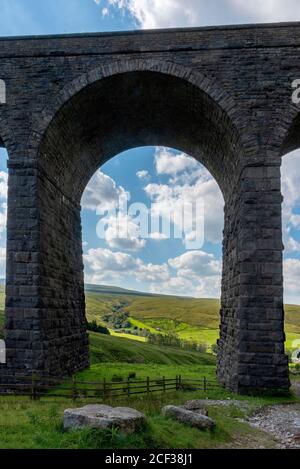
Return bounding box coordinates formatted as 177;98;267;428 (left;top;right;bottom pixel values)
63;405;146;433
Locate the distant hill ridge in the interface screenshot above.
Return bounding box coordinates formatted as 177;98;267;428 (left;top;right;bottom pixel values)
84;283;197;299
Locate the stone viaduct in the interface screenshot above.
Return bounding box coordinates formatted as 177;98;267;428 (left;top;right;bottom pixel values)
0;21;299;394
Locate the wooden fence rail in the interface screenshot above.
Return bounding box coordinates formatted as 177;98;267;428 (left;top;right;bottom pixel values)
0;373;222;400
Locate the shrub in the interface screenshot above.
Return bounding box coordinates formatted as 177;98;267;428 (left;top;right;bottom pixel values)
148;332;208;353
87;320;110;335
196;343;208;353
128;372;136;380
211;342;219;356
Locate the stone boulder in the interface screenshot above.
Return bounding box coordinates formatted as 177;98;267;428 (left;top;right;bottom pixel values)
63;404;145;433
183;401;208;415
162;405;215;430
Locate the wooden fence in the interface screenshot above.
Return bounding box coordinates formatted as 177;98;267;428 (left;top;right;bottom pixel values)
0;373;221;401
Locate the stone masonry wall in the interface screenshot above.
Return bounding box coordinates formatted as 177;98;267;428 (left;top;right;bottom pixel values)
218;164;289;392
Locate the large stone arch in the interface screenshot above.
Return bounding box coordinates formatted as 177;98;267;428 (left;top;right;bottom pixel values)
35;60;243;197
2;57;290;394
28;59;241;156
278;104;300;157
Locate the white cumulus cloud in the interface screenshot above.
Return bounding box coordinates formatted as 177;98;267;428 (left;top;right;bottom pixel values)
84;247;170;285
0;246;6;278
281;150;300;254
136;170;150;180
284;258;300;304
105;0;300;29
154;147;199;178
82;170;129;212
0;172;8;236
83;246;221;297
145;169;224;245
230;0;300;22
101;212;147;251
150;250;221;298
169;250;222;278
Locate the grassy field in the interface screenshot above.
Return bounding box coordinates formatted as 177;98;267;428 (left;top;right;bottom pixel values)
89;331;215;366
0;281;299;449
110;330;147;342
0;332;298;449
0;391;292;449
0;347;298;449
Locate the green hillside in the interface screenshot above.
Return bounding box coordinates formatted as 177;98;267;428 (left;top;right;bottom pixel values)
0;283;300;352
124;296;220;327
85;287;220;327
84;286;300;350
89;331;215;366
84;289;221;346
285;304;300;334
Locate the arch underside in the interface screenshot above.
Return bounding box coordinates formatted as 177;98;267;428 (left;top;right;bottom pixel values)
281;112;300;156
39;71;241;202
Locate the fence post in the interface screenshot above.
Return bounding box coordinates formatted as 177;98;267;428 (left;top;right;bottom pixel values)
103;378;106;399
127;378;130;398
178;374;182;390
163;376;166;393
204;376;207;392
72;375;77;401
147;377;150;395
31;372;37;400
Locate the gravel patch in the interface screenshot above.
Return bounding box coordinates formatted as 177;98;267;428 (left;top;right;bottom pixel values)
248;404;300;449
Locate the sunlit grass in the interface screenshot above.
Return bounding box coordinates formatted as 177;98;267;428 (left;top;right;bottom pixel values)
109;330;147;342
89;332;215;365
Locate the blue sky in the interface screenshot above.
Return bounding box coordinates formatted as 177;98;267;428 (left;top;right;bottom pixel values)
1;0;300;302
81;146;224;297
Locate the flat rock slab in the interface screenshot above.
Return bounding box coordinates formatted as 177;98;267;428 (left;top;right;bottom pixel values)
63;404;145;433
184;399;248;411
162;405;215;430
